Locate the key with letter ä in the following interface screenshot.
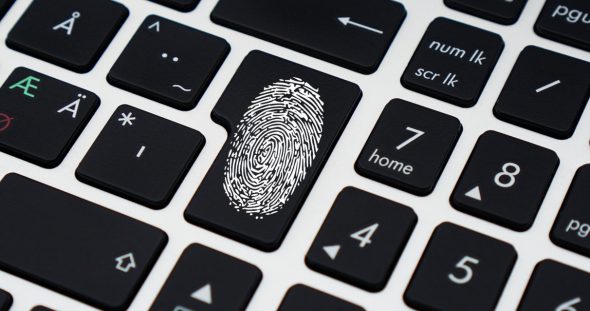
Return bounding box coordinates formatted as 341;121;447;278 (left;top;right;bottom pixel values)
184;51;361;251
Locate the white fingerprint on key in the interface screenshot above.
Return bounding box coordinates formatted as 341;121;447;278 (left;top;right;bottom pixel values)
223;77;325;220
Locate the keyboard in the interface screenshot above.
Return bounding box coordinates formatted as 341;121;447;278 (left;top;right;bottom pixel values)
0;0;589;310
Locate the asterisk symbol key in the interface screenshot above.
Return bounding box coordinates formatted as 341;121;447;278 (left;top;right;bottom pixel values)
118;112;136;126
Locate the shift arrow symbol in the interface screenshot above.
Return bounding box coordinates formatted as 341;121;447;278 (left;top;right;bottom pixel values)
338;17;383;34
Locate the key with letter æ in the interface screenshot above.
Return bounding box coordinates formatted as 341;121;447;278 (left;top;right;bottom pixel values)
150;244;262;311
211;0;406;74
518;260;590;311
0;174;167;310
404;222;517;311
0;67;99;168
306;187;417;291
184;51;362;251
278;285;364;311
402;18;504;107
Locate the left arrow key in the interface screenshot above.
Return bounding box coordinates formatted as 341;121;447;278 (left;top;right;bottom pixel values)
0;174;167;311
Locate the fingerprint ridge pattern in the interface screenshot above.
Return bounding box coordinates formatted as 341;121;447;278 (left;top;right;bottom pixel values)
223;77;325;219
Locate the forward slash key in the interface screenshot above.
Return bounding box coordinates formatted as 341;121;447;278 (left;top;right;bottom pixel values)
536;80;561;93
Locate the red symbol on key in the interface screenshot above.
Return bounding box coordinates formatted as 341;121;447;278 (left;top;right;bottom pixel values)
0;113;14;132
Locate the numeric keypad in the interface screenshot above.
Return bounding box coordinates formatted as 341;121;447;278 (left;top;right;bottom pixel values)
451;131;558;231
306;187;417;291
518;260;590;311
356;99;462;196
404;222;516;311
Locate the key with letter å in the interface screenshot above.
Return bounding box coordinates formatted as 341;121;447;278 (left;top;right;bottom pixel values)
211;0;406;74
0;174;167;310
184;51;361;251
7;0;128;72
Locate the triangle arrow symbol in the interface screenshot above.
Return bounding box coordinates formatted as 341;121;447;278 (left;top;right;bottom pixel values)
323;245;340;260
465;186;482;201
191;284;212;305
148;21;160;32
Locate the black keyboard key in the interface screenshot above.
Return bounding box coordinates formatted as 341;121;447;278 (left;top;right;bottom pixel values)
6;0;128;73
149;0;199;12
77;105;204;209
401;17;504;107
445;0;527;25
0;289;12;311
551;164;590;257
211;0;406;74
31;307;54;311
0;174;167;310
278;285;364;311
494;46;590;139
0;67;99;168
184;51;361;251
451;131;558;231
535;0;590;52
306;187;416;291
0;0;14;20
355;99;462;196
108;15;229;111
404;222;517;311
518;260;590;311
150;244;262;311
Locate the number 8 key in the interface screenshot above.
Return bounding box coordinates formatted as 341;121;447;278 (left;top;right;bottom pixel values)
450;131;559;231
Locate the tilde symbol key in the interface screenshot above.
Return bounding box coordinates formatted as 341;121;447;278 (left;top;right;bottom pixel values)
53;12;81;36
